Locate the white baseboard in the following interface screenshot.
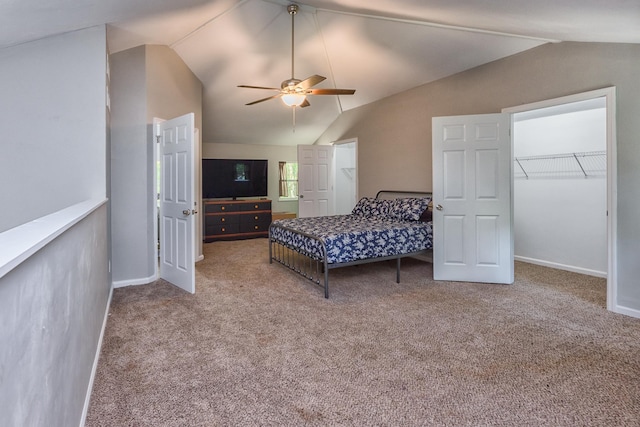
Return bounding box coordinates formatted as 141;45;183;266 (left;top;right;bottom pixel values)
79;283;113;427
609;303;640;319
112;273;157;288
515;255;607;278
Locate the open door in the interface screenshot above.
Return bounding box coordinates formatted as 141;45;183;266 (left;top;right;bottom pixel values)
432;113;513;284
297;145;334;218
159;113;195;293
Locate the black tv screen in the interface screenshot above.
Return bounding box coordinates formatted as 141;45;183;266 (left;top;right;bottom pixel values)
202;159;268;199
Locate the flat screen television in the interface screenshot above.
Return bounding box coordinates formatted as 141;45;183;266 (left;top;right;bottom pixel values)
202;159;268;199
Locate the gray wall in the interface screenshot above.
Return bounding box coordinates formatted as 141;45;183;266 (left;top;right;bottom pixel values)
110;45;203;285
0;27;111;426
0;206;109;427
110;46;149;285
0;27;108;233
316;42;640;311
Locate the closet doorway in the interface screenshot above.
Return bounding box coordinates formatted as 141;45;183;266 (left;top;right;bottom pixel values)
513;97;606;276
503;87;617;312
333;138;358;215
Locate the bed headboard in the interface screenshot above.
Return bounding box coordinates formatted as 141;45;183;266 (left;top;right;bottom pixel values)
374;190;432;200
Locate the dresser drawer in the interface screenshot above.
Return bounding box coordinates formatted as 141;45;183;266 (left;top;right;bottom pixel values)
240;201;271;211
239;212;272;224
208;215;240;225
205;203;240;213
240;221;270;233
206;223;240;235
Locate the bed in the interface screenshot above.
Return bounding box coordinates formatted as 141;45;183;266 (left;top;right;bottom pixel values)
268;190;433;298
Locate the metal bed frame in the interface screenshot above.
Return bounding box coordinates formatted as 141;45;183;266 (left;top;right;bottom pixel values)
268;190;432;298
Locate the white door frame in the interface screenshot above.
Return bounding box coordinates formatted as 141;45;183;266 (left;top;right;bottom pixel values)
153;117;163;279
194;128;204;262
502;87;619;315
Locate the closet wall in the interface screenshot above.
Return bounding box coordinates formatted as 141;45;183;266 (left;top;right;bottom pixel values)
513;100;607;276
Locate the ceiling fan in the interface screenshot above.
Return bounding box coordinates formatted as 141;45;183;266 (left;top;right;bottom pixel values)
238;3;355;110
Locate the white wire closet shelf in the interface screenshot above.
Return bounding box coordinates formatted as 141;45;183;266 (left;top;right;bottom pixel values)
514;150;606;179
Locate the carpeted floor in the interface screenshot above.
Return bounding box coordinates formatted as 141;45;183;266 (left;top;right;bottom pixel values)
86;238;640;426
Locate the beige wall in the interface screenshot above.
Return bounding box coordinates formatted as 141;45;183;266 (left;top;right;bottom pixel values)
202;143;298;214
316;42;640;310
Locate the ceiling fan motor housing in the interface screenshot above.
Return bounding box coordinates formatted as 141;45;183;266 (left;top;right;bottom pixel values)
281;79;304;93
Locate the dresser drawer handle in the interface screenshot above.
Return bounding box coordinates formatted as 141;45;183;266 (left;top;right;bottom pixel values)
255;216;259;220
221;227;225;232
254;205;259;209
221;206;225;211
254;225;259;230
221;218;225;222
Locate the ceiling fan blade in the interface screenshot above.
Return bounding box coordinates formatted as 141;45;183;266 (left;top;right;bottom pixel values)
246;94;282;105
238;85;280;91
297;75;326;90
300;98;311;108
308;88;356;95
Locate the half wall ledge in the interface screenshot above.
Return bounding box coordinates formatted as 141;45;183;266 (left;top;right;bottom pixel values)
0;198;108;279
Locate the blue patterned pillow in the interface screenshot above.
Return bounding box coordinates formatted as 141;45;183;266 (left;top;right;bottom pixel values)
368;199;392;217
351;197;374;216
351;197;392;217
388;197;431;222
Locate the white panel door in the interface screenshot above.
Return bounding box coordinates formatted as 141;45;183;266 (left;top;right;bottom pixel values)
297;145;334;218
432;113;513;284
159;113;195;293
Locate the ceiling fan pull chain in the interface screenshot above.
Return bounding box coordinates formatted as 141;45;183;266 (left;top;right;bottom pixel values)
292;106;296;132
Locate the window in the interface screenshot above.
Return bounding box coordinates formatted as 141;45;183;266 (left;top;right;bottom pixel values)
278;161;298;199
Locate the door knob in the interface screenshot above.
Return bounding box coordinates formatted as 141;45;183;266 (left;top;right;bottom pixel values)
182;209;191;216
436;204;443;211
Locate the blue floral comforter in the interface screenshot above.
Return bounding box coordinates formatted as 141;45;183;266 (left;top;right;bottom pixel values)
269;215;433;264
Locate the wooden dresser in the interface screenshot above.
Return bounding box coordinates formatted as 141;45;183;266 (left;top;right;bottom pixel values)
203;199;272;242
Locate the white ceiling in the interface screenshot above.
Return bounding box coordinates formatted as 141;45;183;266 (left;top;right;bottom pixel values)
3;0;639;146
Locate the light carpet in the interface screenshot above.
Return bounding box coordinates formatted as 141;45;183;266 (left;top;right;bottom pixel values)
86;238;640;426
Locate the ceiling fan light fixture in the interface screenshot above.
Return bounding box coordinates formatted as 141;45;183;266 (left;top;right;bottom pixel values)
237;2;354;114
281;93;306;107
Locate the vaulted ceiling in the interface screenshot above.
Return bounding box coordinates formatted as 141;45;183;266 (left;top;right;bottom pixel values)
3;0;639;145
